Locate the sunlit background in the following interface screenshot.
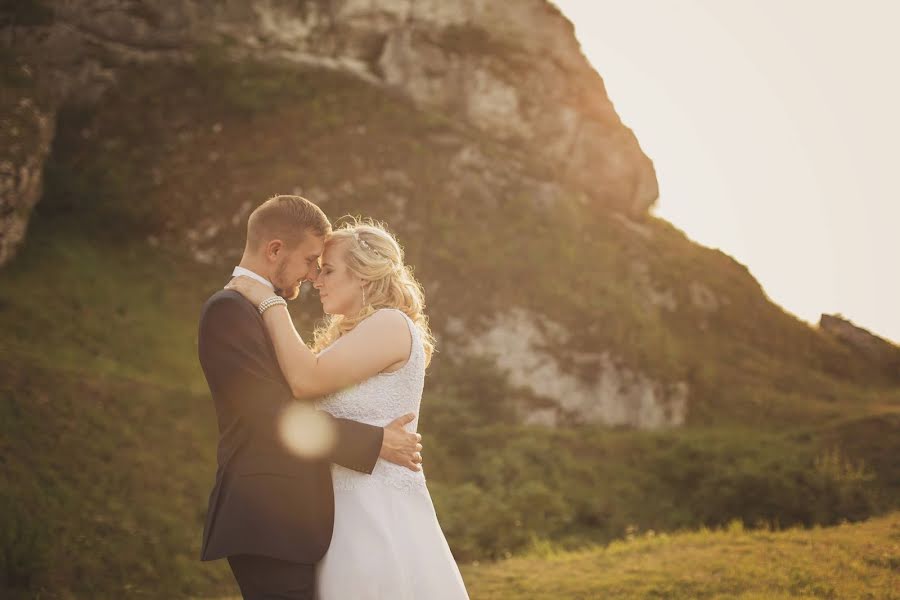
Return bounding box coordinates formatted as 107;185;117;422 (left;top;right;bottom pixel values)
554;0;900;343
2;1;899;597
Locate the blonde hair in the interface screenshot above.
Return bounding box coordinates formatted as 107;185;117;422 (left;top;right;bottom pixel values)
246;194;331;250
313;217;436;367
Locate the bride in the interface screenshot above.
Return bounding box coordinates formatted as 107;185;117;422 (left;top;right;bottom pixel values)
226;217;469;599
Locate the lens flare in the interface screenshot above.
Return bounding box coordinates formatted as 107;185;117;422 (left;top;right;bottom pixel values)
278;403;337;459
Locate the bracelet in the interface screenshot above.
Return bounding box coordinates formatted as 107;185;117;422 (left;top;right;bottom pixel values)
257;295;287;315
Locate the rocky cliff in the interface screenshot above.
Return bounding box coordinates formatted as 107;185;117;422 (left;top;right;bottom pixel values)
1;0;655;263
1;1;893;432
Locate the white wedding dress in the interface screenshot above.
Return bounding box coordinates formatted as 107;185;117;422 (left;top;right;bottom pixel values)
314;308;469;599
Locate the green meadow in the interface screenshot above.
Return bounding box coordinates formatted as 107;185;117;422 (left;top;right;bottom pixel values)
460;509;900;599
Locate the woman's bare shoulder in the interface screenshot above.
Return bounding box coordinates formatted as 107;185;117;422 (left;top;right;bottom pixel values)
359;307;409;332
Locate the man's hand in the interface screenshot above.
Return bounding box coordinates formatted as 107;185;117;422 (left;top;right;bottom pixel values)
380;413;423;472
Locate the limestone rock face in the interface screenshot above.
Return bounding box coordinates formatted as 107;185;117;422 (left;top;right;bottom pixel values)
446;309;688;429
0;0;675;428
1;0;657;267
0;93;54;266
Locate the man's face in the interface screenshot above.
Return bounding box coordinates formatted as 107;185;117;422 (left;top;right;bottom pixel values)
271;234;325;300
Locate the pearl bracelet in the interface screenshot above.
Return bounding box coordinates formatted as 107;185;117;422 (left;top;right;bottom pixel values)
257;295;288;315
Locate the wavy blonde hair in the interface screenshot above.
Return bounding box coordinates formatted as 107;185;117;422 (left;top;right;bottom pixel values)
312;217;435;367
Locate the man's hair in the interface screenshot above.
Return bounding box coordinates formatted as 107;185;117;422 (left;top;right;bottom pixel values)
245;195;331;251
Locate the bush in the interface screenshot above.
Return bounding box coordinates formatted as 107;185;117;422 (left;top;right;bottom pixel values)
431;482;527;562
426;425;890;561
809;445;879;523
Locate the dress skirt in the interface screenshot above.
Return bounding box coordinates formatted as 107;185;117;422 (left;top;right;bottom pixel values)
315;479;469;599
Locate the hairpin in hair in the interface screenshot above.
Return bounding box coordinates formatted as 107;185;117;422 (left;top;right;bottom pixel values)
353;231;385;258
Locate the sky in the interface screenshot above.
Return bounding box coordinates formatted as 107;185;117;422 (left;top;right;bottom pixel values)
552;0;899;344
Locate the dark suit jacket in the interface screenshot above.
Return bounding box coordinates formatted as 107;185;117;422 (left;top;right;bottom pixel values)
197;289;384;564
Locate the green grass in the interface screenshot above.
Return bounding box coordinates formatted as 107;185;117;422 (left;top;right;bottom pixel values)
0;217;236;597
461;510;900;599
0;227;204;389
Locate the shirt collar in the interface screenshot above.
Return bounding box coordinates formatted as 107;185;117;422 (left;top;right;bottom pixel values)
231;266;275;291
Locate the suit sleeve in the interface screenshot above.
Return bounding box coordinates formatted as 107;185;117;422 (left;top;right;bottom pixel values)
199;296;293;427
324;416;384;474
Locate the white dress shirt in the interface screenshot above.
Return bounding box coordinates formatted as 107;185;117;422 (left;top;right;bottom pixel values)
231;266;275;291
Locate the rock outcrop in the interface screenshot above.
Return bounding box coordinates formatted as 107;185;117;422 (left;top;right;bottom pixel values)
820;313;900;375
1;0;658;267
10;2;889;432
447;309;688;428
0;94;54;265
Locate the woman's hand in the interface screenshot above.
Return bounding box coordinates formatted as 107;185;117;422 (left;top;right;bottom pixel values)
224;275;276;306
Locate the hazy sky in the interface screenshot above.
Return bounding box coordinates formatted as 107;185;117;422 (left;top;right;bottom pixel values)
553;0;899;344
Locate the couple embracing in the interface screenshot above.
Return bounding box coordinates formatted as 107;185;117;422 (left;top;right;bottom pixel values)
197;195;469;599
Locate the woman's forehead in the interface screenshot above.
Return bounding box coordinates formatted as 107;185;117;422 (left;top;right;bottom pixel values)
321;240;349;264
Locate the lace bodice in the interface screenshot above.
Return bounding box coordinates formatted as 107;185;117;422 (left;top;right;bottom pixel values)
315;308;428;494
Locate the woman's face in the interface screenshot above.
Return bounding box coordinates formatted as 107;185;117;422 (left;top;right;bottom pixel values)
314;241;364;316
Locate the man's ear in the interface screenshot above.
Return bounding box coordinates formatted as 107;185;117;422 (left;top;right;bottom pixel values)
264;239;284;261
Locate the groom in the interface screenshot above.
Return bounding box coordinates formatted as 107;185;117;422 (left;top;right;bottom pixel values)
197;195;424;599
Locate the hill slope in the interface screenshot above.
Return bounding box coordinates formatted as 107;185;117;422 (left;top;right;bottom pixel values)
3;0;899;428
13;52;899;430
2;199;897;597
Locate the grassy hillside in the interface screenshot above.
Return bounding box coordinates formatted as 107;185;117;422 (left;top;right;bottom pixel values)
2;195;898;598
1;51;899;598
460;509;900;599
0;218;235;597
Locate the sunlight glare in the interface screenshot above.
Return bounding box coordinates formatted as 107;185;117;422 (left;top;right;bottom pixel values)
278;403;337;459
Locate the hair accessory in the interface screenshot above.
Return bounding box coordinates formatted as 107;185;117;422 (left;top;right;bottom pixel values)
353;230;385;257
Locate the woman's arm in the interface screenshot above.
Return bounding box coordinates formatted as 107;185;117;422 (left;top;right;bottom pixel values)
223;276;411;397
260;305;410;398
